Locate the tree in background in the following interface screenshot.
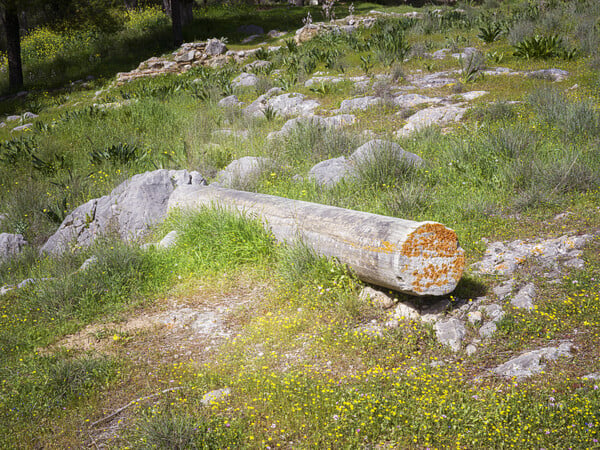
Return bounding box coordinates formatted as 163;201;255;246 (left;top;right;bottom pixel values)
0;0;27;89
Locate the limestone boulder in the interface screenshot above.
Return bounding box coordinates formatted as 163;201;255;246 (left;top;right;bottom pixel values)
0;233;27;260
41;170;206;254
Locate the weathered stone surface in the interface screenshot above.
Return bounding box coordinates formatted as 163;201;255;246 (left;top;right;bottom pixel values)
409;71;458;88
218;95;244;108
467;310;482;324
241;34;262;44
350;139;423;166
308;157;351;187
268;114;355;140
493;279;514;300
174;50;196;63
492;342;573;379
479;303;504;322
472;234;593;276
511;283;536;310
267;29;285;38
394;301;420;321
205;39;227;56
243;60;271;72
397;105;466;137
41;170;206;254
232;72;260;87
479;321;497;338
6;115;20;122
12;123;33;132
215;156;273;188
201;388;231;406
435;318;466;352
392;94;443;109
432;48;450;59
528;68;569;82
359;286;396;308
452;47;479;59
244;92;319;118
456;91;488;101
582;373;600;381
338;96;383;112
212;128;249;140
0;233;27;260
169;186;465;295
23;112;38;119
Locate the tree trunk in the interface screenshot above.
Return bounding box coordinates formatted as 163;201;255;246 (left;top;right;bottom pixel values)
295;0;303;6
181;0;193;26
168;186;466;296
162;0;172;16
171;0;183;47
3;6;23;90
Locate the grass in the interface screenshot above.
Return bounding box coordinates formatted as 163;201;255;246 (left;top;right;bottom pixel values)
0;0;600;447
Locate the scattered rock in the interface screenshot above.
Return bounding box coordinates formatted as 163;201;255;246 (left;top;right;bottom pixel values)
244;92;319;118
308;156;351;187
338;96;383;113
432;48;450;59
12;123;33;132
434;318;466;352
452;47;479;59
205;39;227;56
0;233;27;260
492;342;573;379
232;72;260;88
479;303;504;322
212;128;249;140
392;94;443;109
215;156;273;188
350;139;423;167
78;256;98;271
467;310;482;324
23;112;38;119
582;373;600;381
359;286;396;308
267;29;285;38
218;95;244;108
455;91;488;101
268;114;355;140
243;60;271;72
6;115;20;122
409;71;458;89
472;234;593;276
397;105;466;137
393;301;420;321
493;279;514;300
241;34;262;44
527;68;569;82
479;321;497;338
158;230;179;249
511;283;536;310
201;388;231;406
41;170;206;255
466;343;477;355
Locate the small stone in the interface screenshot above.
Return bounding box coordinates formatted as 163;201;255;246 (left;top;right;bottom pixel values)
218;95;244;108
466;344;477;355
78;256;98;271
528;68;569;82
12;123;33;132
582;373;600;381
479;322;497;338
201;388;231;406
393;302;420;321
491;342;572;379
511;283;536;310
480;303;504;322
23;112;38;119
359;286;396;308
232;72;259;88
434;318;466;352
493;279;514;300
205;39;227;56
467;310;482;324
158;230;179;249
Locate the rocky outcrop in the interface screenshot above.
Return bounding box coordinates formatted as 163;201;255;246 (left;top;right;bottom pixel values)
0;233;27;260
41;169;206;254
243;91;319;118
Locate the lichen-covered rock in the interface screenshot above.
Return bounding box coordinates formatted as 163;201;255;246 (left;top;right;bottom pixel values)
434;318;466;352
232;72;260;88
492;342;573;379
244;92;319;118
205;39;227;56
0;233;27;260
307;157;351;187
41;170;206;254
214;156;274;188
396;105;466;137
350;139;423;166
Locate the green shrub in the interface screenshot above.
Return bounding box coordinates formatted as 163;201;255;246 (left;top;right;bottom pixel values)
513;35;574;59
371;19;412;66
124;6;170;33
478;21;503;43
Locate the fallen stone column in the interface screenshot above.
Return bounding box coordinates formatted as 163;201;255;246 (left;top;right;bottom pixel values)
168;186;465;296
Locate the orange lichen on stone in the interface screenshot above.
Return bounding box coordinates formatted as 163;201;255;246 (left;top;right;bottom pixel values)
401;223;460;258
363;240;398;254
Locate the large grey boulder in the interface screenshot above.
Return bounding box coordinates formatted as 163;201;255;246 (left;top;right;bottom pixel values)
492;342;573;379
41;170;206;255
218;95;244;108
396;105;466;137
0;233;27;260
308;156;351;187
215;156;273;188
